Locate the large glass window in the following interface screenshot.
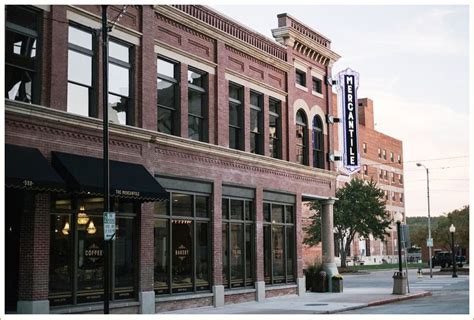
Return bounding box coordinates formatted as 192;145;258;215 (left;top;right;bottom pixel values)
157;57;179;135
269;98;281;159
229;83;244;150
67;25;94;117
188;68;207;142
312;115;324;169
108;39;132;125
263;203;295;285
222;198;254;289
296;110;308;165
49;197;137;306
250;91;263;155
154;192;210;295
5;6;40;104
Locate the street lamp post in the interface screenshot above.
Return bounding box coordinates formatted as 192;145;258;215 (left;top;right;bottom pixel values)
449;224;458;278
416;163;433;278
392;212;407;295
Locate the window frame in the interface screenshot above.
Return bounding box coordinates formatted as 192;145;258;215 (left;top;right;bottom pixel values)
312;115;324;169
153;191;211;295
228;82;244;150
250;90;263;155
157;55;180;135
269;98;282;159
222;197;255;289
108;37;134;126
312;77;322;94
187;66;208;142
295;69;306;87
296;110;308;165
263;202;296;285
5;5;42;105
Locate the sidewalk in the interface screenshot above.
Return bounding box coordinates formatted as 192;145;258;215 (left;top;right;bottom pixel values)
163;286;431;314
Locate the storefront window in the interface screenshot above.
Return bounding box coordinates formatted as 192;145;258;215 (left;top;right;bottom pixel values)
49;197;137;306
222;198;254;289
154;192;210;295
263;203;296;285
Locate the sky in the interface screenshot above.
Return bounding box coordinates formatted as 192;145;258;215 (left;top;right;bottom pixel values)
212;4;470;217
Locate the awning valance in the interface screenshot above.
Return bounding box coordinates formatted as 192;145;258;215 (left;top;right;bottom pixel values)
5;144;66;192
52;151;168;201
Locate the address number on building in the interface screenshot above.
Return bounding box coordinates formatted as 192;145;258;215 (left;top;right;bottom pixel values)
104;212;116;241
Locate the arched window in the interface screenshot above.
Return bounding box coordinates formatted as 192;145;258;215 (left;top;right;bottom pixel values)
312;115;324;169
295;110;308;165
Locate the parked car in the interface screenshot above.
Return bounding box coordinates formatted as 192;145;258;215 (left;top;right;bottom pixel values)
431;251;465;268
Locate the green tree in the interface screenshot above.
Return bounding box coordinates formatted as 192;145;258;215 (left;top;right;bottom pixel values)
304;178;391;268
432;206;469;252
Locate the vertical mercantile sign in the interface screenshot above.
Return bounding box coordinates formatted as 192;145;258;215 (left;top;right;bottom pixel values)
337;68;360;173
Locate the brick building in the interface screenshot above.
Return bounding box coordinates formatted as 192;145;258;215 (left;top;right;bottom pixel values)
4;5;345;314
301;96;405;268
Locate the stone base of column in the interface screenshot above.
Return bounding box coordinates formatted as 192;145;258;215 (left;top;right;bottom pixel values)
17;300;49;314
213;285;225;307
297;276;306;296
139;291;156;314
323;262;339;292
255;281;266;301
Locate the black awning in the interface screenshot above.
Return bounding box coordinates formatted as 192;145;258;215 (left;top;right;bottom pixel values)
5;144;66;192
51;151;168;201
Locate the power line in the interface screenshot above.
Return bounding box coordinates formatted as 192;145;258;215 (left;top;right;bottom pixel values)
363;155;468;168
405;178;469;183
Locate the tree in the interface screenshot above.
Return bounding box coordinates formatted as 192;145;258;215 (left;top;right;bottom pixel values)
432;206;469;253
304;178;391;268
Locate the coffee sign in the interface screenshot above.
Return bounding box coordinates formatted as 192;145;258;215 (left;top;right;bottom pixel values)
337;68;361;173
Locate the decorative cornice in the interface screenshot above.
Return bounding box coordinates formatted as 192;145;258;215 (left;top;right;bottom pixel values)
154;5;292;72
5;99;338;185
225;45;285;75
155;12;215;44
272;27;341;67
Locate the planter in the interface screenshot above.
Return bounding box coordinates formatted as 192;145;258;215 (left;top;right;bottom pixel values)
311;271;327;292
332;278;343;292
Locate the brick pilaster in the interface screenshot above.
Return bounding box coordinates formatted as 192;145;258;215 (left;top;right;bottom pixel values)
139;202;155;292
179;63;189;138
295;192;304;278
18;193;50;301
255;186;264;282
211;179;223;285
49;6;68;111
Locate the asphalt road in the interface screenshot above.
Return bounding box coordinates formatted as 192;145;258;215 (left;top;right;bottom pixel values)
342;269;469;314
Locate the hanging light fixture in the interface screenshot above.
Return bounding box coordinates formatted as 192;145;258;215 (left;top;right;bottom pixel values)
77;205;89;225
87;220;97;234
62;221;70;235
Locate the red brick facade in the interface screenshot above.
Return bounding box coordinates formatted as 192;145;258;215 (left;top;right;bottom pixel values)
5;5;344;313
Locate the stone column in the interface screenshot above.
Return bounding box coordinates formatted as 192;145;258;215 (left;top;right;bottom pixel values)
254;186;265;301
321;198;338;292
211;179;224;307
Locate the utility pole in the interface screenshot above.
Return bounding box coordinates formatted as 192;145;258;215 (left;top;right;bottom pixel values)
102;5;111;314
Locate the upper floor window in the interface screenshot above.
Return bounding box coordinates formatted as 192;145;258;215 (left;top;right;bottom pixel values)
312;77;322;94
67;25;94;117
391;192;395;201
108;39;132;125
399;174;403;184
295;69;306;87
398;154;402;164
312;116;324;169
250;91;263;155
378;148;381;158
390;152;394;162
400;193;404;203
296;110;308;165
6;6;40;104
157;57;179;135
382;149;387;160
392;172;395;183
188;68;207;142
363;165;368;175
363;142;367;153
229;83;243;150
269;98;282;159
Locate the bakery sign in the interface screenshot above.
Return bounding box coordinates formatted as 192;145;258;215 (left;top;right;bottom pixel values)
337;68;361;173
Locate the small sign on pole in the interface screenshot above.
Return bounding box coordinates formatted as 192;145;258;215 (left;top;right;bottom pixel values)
104;212;116;241
426;238;433;247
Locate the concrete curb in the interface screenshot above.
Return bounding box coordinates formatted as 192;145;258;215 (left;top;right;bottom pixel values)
367;291;432;307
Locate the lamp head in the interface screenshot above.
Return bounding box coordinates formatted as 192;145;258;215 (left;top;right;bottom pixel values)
449;224;456;233
394;211;403;223
416;163;422;167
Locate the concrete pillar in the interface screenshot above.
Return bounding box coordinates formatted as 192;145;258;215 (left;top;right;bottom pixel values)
297;276;306;296
139;291;155;314
255;281;265;301
213;285;224;307
321;198;338;292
